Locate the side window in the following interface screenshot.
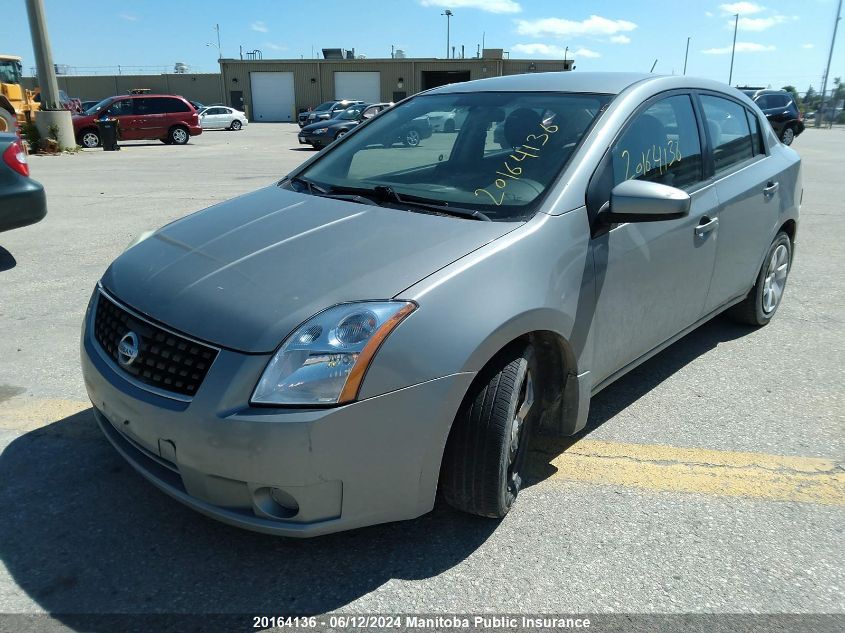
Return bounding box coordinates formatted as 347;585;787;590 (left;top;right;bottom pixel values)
166;98;191;113
611;94;703;189
754;95;770;109
106;99;132;117
362;107;377;119
772;94;789;109
746;108;765;156
700;95;754;175
133;98;155;115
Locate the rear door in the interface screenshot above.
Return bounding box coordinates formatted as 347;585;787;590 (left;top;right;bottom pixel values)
590;93;719;384
158;97;192;137
698;93;781;311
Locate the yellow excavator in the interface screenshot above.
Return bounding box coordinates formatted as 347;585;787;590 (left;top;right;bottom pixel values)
0;54;40;133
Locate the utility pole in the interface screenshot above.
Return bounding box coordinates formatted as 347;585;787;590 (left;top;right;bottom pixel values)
442;10;453;58
683;37;690;75
817;0;842;127
728;13;739;85
24;0;73;147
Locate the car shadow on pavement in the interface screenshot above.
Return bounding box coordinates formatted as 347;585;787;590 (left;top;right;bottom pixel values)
525;314;754;482
0;246;17;272
0;407;497;629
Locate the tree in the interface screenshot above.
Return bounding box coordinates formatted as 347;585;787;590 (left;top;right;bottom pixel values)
804;85;819;110
782;85;800;106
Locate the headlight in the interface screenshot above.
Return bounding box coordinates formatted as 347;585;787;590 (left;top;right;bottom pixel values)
313;128;328;135
251;301;416;406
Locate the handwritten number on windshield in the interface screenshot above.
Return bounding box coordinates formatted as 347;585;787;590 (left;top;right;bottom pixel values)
474;121;558;206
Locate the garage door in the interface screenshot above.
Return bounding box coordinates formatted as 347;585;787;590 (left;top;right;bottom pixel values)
334;72;381;103
250;72;295;122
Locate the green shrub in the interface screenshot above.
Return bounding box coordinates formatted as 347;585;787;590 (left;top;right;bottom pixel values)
20;122;40;152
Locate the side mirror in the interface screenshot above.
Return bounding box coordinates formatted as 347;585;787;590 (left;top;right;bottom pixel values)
602;179;690;224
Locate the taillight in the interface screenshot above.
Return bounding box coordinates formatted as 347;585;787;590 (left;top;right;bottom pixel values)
3;139;30;177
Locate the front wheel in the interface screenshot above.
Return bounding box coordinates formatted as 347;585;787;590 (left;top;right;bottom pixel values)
79;130;100;148
440;343;538;518
230;119;242;131
780;126;795;146
168;126;189;145
728;232;792;326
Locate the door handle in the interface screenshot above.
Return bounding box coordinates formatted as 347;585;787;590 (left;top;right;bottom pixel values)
695;216;719;238
763;181;779;197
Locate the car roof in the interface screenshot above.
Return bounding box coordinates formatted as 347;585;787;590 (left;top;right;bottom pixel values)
114;94;188;99
426;71;743;97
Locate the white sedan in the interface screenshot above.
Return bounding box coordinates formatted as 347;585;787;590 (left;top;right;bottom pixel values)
199;106;248;130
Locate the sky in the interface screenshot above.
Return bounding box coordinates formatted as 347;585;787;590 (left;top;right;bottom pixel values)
2;0;842;93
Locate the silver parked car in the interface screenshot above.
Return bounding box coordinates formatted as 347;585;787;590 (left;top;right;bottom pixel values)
81;72;800;536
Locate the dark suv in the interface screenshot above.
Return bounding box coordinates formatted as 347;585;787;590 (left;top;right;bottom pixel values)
741;89;804;146
73;94;202;147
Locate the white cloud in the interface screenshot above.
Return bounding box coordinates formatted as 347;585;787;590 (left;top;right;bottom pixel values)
802;43;814;49
511;43;599;58
264;43;287;51
610;35;631;44
119;13;138;21
251;21;268;32
419;0;521;13
719;2;765;14
516;15;636;38
705;11;715;17
730;15;788;30
702;41;776;54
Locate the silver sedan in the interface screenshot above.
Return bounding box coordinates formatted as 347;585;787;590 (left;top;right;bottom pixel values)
81;72;800;536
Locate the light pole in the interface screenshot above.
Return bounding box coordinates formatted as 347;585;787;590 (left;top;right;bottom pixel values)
728;13;738;85
817;0;842;127
442;10;453;59
683;37;690;75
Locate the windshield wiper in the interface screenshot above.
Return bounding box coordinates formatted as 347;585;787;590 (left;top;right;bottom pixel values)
331;184;492;221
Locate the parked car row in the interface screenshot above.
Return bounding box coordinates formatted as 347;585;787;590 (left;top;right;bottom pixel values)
71;94;248;148
298;101;433;149
297;100;364;127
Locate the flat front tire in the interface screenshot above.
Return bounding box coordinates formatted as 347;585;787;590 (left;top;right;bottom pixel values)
728;231;792;326
441;343;538;518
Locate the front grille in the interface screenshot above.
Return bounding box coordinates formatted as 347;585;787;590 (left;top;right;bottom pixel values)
93;290;218;398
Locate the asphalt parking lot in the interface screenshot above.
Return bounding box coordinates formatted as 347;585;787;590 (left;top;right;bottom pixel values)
0;124;843;629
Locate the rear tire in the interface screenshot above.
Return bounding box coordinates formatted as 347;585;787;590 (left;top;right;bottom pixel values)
230;119;242;131
168;126;189;145
780;126;795;146
0;107;15;134
728;231;792;326
440;343;538;518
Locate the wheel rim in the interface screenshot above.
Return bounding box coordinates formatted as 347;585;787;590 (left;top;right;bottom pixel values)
82;132;98;148
506;369;534;504
232;121;241;130
173;128;187;143
762;244;789;314
407;130;420;145
782;128;794;144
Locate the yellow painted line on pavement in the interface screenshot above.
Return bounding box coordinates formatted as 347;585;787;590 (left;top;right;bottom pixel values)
534;438;845;506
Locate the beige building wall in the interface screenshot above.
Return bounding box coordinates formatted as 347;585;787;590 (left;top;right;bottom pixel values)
21;74;224;104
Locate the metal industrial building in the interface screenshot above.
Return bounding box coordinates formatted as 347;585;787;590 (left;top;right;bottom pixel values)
220;51;573;122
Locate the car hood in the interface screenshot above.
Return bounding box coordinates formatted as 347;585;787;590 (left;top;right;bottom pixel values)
102;185;516;353
301;120;339;132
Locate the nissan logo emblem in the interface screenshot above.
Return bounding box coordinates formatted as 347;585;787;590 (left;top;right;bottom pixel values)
117;331;140;367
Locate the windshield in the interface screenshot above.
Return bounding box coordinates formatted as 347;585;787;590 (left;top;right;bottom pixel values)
315;101;335;112
84;97;113;115
336;106;365;121
296;91;611;220
0;59;22;84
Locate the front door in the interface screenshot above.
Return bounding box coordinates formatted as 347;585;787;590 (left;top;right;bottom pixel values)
590;93;718;385
104;98;138;140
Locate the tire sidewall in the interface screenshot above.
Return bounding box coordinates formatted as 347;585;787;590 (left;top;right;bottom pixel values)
752;232;792;324
80;130;100;148
169;126;189;145
781;126;795;146
231;120;242;130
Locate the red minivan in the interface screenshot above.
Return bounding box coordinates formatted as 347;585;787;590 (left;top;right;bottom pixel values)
73;94;202;148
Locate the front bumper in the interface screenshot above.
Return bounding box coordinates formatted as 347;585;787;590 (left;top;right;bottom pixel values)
298;132;325;147
81;294;473;537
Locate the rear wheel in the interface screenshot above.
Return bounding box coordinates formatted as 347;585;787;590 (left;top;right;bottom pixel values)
403;129;421;147
79;129;100;148
168;126;189;145
728;232;792;326
230;119;242;131
780;126;795;146
440;343;537;518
